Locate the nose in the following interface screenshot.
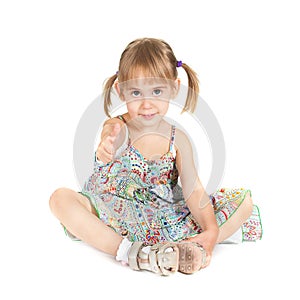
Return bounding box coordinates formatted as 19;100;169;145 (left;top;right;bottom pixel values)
140;97;153;109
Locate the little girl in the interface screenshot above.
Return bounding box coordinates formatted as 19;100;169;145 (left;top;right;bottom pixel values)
49;38;262;276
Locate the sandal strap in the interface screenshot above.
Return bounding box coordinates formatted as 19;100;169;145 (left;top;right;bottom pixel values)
149;243;179;276
128;242;179;276
128;242;143;271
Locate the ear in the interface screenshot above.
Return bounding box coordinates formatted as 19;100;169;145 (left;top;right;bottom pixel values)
114;81;125;101
172;78;181;98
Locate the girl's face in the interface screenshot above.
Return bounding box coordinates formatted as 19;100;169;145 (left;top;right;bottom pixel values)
115;77;180;122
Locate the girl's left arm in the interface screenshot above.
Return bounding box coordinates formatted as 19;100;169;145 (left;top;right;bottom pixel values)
184;187;219;268
175;129;219;267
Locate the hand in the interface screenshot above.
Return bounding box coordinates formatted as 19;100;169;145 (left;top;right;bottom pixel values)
96;123;121;164
183;229;218;269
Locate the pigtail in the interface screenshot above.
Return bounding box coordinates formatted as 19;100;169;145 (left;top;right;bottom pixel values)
181;63;199;113
103;73;118;117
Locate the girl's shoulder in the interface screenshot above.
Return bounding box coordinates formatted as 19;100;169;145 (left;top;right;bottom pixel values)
103;114;126;126
173;126;193;153
174;126;190;143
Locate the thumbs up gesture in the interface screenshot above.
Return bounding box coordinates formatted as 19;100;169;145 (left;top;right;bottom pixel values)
96;122;122;164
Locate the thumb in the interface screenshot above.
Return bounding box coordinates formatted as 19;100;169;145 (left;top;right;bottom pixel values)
110;123;121;138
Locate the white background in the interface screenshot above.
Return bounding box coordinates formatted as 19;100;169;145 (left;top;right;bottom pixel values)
1;0;299;299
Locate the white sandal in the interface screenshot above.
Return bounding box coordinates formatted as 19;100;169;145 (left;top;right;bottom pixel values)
128;242;179;276
128;241;206;276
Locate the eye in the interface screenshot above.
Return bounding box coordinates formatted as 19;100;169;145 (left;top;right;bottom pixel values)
153;89;162;96
131;90;141;97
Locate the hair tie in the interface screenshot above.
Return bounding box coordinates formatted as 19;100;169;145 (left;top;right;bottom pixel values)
176;61;183;68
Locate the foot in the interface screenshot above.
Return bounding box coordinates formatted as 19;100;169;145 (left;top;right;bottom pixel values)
128;242;179;276
128;241;206;276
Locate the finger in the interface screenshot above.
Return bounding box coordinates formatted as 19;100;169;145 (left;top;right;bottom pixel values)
96;150;113;164
182;237;194;242
201;253;211;269
97;141;114;156
106;135;117;146
102;141;114;155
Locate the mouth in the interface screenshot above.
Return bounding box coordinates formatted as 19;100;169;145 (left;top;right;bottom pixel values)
139;113;157;120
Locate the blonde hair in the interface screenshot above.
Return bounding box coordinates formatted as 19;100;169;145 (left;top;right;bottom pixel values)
103;38;199;117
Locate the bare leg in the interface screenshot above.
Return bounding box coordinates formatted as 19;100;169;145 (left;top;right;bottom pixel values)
49;187;122;256
217;192;253;243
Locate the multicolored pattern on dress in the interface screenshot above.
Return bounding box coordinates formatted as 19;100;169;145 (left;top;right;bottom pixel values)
79;118;262;244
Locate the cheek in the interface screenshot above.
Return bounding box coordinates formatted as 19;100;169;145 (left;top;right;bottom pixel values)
160;102;169;113
126;101;139;114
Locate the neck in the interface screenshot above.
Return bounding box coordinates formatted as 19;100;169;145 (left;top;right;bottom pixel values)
123;113;168;140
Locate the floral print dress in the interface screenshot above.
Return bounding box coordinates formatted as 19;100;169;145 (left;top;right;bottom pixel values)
78;117;262;244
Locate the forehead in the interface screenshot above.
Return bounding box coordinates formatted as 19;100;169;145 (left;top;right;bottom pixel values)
119;77;172;90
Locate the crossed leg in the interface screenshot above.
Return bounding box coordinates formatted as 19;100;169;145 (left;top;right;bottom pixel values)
49;187;122;256
216;191;253;243
49;188;253;275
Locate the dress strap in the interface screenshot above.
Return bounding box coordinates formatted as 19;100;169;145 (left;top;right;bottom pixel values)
169;125;176;154
117;115;126;123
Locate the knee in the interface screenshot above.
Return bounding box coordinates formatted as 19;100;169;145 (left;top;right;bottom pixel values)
49;187;69;214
